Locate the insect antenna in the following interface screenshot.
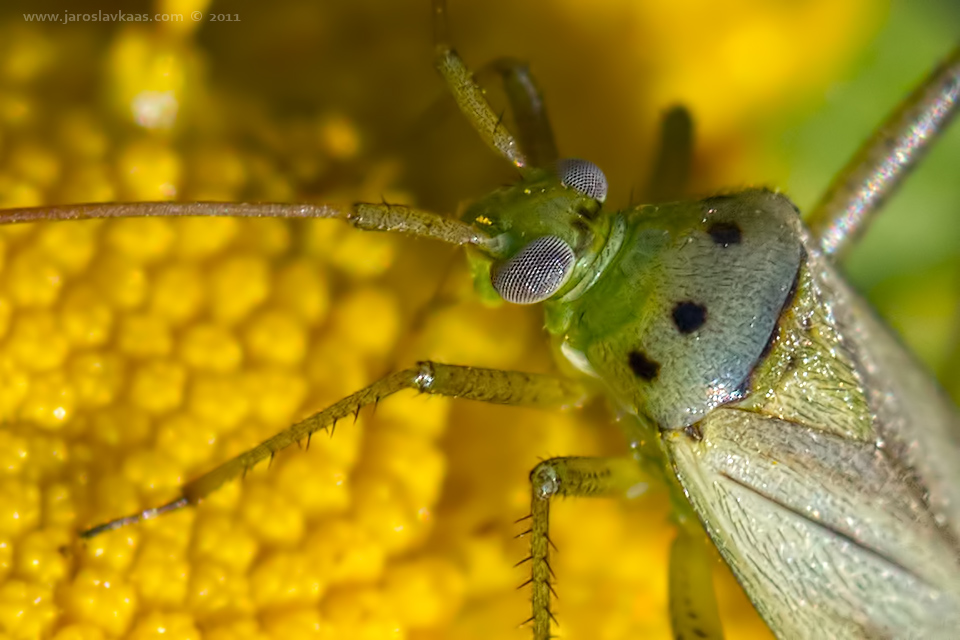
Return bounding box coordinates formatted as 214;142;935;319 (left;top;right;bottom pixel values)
0;201;492;248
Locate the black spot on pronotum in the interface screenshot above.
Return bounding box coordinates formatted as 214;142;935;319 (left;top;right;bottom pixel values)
707;221;742;247
628;350;660;381
672;301;707;334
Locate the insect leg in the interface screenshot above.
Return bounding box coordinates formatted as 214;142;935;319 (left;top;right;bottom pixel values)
81;362;588;538
0;201;490;248
806;45;960;259
644;105;694;203
669;524;725;640
527;456;649;640
432;0;530;171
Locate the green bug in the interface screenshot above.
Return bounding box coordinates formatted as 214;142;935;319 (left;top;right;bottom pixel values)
3;1;960;638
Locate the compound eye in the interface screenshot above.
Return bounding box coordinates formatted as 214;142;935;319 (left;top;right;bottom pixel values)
556;158;607;203
492;235;576;304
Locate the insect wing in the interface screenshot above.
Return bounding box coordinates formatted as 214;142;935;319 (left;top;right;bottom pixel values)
665;238;960;639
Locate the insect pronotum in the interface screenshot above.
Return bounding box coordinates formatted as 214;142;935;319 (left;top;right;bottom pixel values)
6;5;951;637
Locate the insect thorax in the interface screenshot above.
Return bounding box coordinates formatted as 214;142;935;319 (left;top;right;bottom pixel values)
554;189;804;430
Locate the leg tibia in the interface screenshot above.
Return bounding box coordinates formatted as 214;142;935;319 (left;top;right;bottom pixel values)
184;362;588;505
527;456;648;640
82;362;587;537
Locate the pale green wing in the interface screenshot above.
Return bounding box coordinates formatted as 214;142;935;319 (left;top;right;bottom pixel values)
667;407;960;639
811;238;960;545
664;246;960;639
837;274;960;546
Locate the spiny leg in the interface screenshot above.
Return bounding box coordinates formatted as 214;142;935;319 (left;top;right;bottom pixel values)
644;105;694;203
525;456;650;640
82;362;589;538
806;44;960;259
669;524;725;640
432;0;530;171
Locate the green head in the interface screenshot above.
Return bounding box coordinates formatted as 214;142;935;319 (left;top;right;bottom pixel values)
461;159;615;306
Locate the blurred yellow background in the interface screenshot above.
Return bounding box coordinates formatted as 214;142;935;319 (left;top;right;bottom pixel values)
0;0;958;638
